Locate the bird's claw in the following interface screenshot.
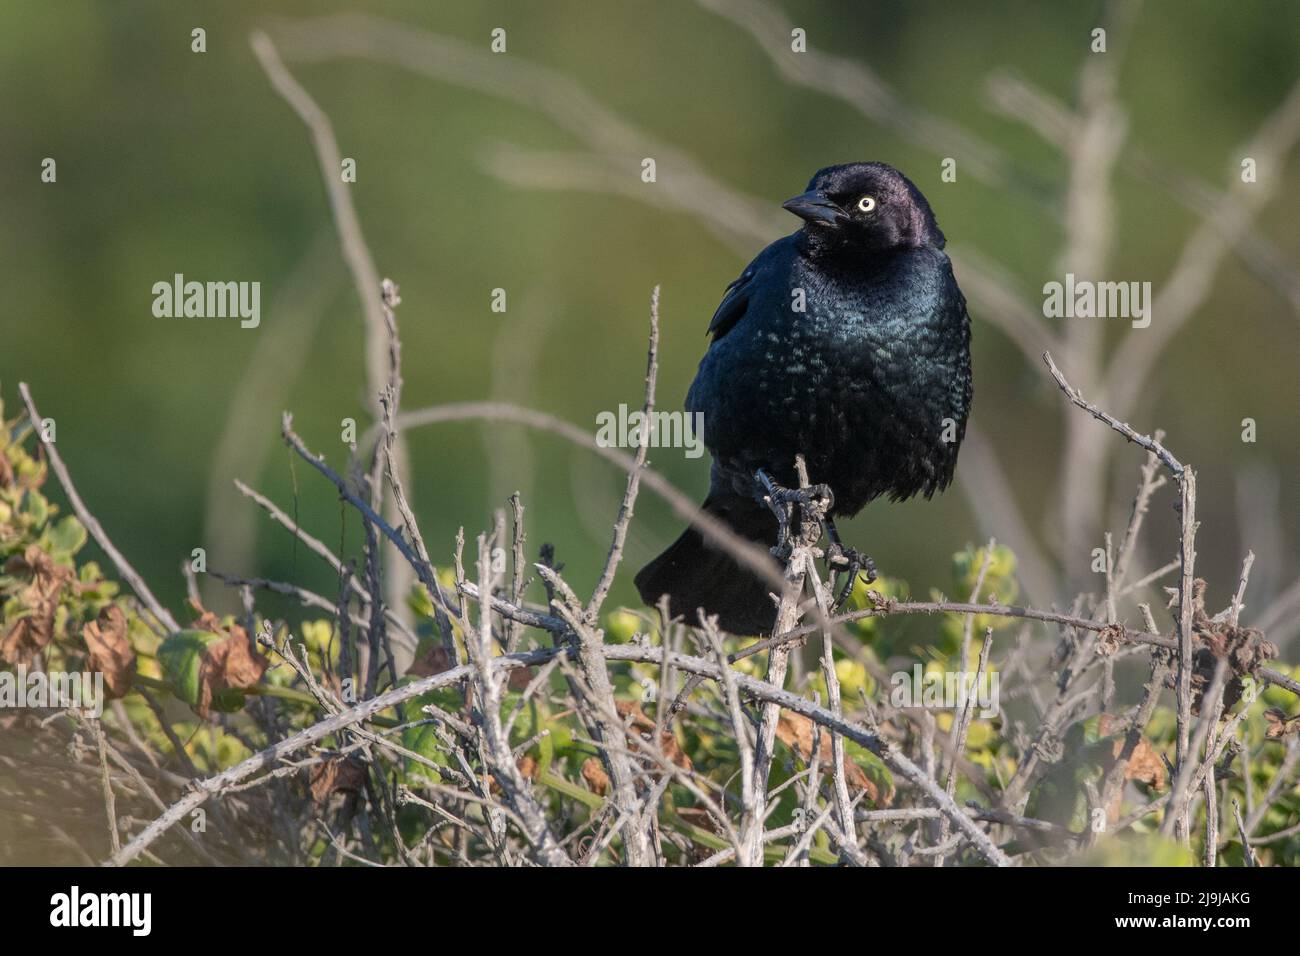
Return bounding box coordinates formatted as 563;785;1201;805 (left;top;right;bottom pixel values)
825;542;877;610
757;471;833;512
757;470;835;557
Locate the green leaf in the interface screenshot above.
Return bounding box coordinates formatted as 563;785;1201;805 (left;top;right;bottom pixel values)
396;680;459;780
23;490;49;527
848;744;895;805
401;721;449;780
603;609;641;643
44;515;87;558
407;583;436;620
157;629;245;712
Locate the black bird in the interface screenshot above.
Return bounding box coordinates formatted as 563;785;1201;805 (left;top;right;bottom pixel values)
635;162;972;635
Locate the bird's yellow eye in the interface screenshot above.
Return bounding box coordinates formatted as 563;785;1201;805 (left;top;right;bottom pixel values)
857;195;876;213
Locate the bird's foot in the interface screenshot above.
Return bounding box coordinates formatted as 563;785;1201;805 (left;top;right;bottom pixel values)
825;541;877;611
756;469;833;557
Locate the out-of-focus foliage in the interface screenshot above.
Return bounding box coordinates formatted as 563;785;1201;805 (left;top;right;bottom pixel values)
2;1;1296;631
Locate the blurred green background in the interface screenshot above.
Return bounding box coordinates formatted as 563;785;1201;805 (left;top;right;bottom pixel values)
3;0;1297;647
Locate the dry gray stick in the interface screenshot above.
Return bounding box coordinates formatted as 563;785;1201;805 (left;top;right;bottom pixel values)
1202;766;1219;868
936;629;994;866
942;546;994;795
465;535;571;866
802;549;856;857
1245;738;1299;835
1233;799;1257;867
92;718;121;857
17;383;179;633
1173;469;1198;841
1162;658;1226;841
587;286;659;623
207;569;381;637
542;566;652;866
1112;440;1167;591
281;413;448;623
505;492;527;652
1096;653;1171;830
700;612;755;865
742;466;814;867
382;401;786;595
249;28;415;618
1042;350;1205;842
1228;551;1256;626
232;479;417;648
99;636;1009;867
1041;352;1183;476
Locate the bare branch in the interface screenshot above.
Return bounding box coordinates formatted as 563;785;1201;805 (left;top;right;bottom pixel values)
587;286;660;622
17;382;179;633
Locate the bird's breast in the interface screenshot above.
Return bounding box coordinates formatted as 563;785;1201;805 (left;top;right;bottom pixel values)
690;246;970;509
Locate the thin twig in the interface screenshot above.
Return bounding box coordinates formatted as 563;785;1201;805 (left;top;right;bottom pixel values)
18;383;179;632
587;286;659;622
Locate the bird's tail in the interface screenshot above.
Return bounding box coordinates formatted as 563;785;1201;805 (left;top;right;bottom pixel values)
634;493;778;635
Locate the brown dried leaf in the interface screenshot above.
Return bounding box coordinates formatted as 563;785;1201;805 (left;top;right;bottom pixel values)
197;627;267;713
676;806;724;862
406;642;452;678
1096;624;1123;657
1097;714;1167;823
616;698;655;732
1167;582;1280;713
1;545;73;664
1;618;46;667
82;604;135;699
517;753;540;781
1121;738;1166;789
188;604;225;635
1264;709;1300;740
776;711;891;806
488;752;542;795
186;599;269;716
25;546;72;601
1097;713;1166;789
581;756;610;796
309;755;367;805
507;665;534;692
616;698;692;771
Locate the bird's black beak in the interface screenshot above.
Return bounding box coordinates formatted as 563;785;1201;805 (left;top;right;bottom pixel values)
782;190;846;227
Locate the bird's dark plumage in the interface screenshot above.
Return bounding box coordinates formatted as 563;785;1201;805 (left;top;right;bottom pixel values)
636;162;972;634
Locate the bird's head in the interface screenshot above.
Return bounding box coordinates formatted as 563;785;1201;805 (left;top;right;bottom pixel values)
783;162;945;256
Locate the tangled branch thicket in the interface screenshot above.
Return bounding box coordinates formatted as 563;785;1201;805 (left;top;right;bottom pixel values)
2;282;1298;867
3;8;1300;866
